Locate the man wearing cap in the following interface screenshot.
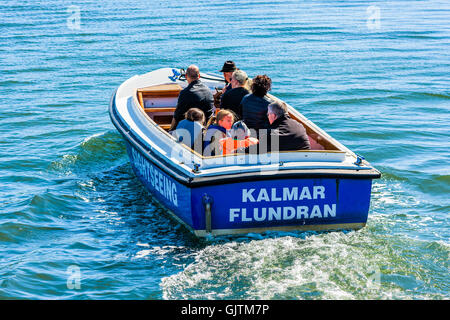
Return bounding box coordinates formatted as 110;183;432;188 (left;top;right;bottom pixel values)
219;60;237;94
171;64;215;131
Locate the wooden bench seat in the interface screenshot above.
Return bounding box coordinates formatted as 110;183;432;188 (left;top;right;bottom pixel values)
138;84;182;96
137;84;182;108
137;85;181;131
144;107;176;113
159;124;172;130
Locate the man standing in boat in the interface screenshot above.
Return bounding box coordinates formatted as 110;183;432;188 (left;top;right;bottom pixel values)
170;65;215;131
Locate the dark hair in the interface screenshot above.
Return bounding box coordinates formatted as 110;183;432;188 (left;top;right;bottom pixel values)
185;108;205;123
251;74;272;97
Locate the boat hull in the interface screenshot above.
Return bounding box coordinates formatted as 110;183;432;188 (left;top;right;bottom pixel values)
125;140;372;237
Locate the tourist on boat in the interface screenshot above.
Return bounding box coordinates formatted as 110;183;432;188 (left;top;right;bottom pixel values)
240;74;273;135
266;101;310;152
220;70;250;120
171;108;205;152
219;60;237;94
220;120;259;155
171;65;215;131
203;109;235;156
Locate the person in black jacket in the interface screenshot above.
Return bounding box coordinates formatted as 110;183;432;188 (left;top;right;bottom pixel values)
240;74;273;136
171;65;215;131
266;100;311;152
220;69;250;119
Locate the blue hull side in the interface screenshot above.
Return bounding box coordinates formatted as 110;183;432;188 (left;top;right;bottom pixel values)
125;141;373;236
125;142;193;229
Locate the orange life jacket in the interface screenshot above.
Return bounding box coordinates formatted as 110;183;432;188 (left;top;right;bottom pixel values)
219;137;259;155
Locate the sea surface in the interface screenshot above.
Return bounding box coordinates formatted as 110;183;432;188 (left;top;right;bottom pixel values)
0;0;449;299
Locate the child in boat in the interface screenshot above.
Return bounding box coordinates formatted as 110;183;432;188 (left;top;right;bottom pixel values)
171;108;205;152
203;109;235;156
220;120;259;155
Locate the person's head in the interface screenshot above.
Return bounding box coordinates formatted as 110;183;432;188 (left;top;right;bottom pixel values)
220;60;237;83
251;74;272;97
185;108;205;124
206;109;235;130
186;65;200;83
267;101;287;124
229;120;250;140
230;70;248;89
223;72;233;84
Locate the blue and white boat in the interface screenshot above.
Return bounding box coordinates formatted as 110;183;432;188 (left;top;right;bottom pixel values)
109;68;381;237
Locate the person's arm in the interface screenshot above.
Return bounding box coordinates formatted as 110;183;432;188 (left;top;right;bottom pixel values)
206;90;216;121
222;83;228;94
219;90;227;109
214;88;223;110
169;118;178;132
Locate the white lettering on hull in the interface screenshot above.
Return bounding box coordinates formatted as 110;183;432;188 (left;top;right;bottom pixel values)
232;186;337;223
242;186;327;203
229;204;336;222
131;148;178;207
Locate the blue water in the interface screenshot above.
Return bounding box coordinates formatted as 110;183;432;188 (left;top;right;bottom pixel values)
0;0;449;299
